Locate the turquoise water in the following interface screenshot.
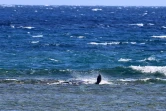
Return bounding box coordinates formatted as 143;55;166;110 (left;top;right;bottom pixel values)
0;5;166;110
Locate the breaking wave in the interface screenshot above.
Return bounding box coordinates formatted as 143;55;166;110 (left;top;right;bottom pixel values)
130;66;166;76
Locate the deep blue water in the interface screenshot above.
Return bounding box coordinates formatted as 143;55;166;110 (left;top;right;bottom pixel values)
0;5;166;82
0;5;166;111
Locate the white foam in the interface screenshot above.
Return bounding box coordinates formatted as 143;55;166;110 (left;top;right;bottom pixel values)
131;42;136;44
5;79;17;81
147;57;156;61
49;58;59;62
156;78;166;81
118;78;166;82
47;80;65;85
21;26;35;29
151;35;166;38
31;41;39;44
123;42;134;44
130;66;166;75
78;77;111;85
107;42;120;45
10;25;15;28
71;73;112;85
148;23;154;26
88;42;120;45
118;78;137;82
118;58;132;62
139;57;156;62
118;7;122;9
32;35;43;38
142;13;148;16
129;23;144;27
162;26;166;28
78;36;85;39
92;8;102;11
140;78;151;82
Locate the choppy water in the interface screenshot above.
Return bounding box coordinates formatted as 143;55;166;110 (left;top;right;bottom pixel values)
0;5;166;110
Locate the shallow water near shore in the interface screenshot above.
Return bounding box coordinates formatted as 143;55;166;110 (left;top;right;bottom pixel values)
0;83;166;111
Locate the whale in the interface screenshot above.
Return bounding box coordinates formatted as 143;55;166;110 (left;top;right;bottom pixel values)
95;74;102;84
61;74;102;85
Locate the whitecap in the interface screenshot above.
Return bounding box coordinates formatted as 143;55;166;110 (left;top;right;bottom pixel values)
31;41;39;44
118;78;137;82
92;8;102;11
131;42;136;44
88;42;107;45
49;58;59;62
140;78;151;82
138;57;156;62
78;36;85;39
147;57;156;61
130;66;166;75
22;26;35;29
47;80;65;85
118;58;132;62
120;42;137;44
44;5;50;6
142;13;148;16
129;23;144;27
151;35;166;38
10;25;15;28
148;23;154;26
162;26;166;28
5;79;17;81
118;78;166;82
88;42;120;45
32;35;43;38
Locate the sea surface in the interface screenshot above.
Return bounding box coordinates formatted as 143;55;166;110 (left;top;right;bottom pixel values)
0;5;166;110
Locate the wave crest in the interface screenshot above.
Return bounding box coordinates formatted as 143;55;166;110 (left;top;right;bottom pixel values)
130;66;166;75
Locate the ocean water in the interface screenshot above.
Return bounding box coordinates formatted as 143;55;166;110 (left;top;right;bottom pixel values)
0;5;166;110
